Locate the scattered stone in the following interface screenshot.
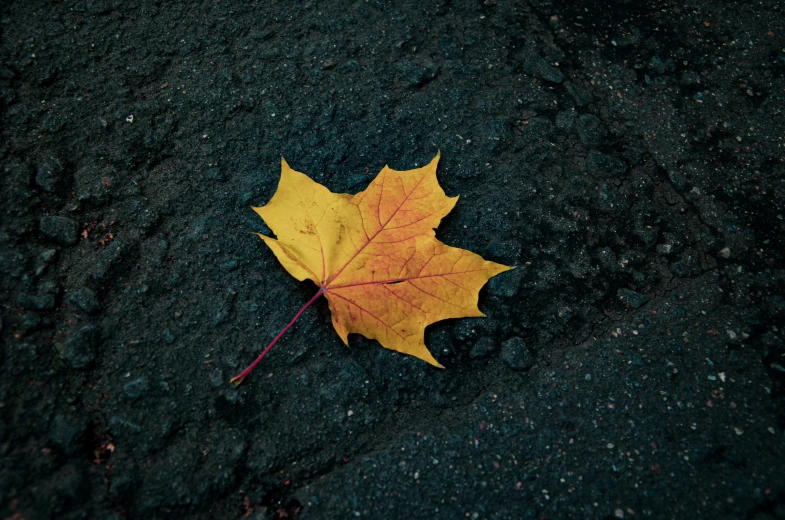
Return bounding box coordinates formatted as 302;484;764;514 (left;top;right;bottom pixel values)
719;247;731;258
565;81;592;106
40;114;65;133
137;207;160;230
483;120;513;147
40;216;78;245
486;120;512;150
238;190;256;206
635;224;659;247
41;248;57;262
521;48;563;83
557;306;573;322
17;293;55;311
670;248;702;277
69;288;100;314
92;241;125;281
501;337;534;371
288;344;308;365
189;216;210;242
49;414;86;455
470;337;495;359
555;109;576;129
587;150;627;177
221;259;238;271
210;368;224;388
396;60;439;87
40;281;59;294
648;55;675;74
61;325;99;369
109;416;142;435
341;174;368;192
680;70;702;86
668;168;687;188
212;290;236;325
35;157;65;192
123;376;149;400
20;312;41;331
617;288;648;309
451;319;483;344
488;268;522;298
162;329;176;344
36;248;58;275
575;114;603;147
656;243;672;255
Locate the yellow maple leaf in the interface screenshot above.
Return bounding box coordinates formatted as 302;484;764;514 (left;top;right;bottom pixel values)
231;152;512;385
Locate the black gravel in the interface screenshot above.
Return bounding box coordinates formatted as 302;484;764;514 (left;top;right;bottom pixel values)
1;1;784;519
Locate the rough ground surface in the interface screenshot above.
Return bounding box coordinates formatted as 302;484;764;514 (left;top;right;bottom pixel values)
1;1;784;519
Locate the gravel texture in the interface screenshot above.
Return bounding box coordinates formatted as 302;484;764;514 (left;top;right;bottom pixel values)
1;1;784;519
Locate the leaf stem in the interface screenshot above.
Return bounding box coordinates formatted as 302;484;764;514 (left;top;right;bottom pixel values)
230;286;325;386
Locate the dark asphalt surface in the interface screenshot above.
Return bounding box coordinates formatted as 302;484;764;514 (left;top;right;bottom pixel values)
1;1;784;519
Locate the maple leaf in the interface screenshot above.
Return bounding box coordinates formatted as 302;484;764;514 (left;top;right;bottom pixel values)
231;152;512;385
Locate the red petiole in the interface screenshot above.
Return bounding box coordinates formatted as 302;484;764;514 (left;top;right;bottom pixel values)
230;286;325;386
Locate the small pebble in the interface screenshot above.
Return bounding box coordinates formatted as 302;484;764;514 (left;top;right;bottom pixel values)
35;157;64;192
210;369;224;388
617;288;647;309
123;377;150;399
61;325;98;369
17;293;55;311
501;337;533;371
162;329;176;344
69;287;100;314
20;312;41;331
469;337;495;359
40;249;57;262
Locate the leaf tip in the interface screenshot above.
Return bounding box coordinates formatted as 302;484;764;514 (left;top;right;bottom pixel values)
436;362;446;369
